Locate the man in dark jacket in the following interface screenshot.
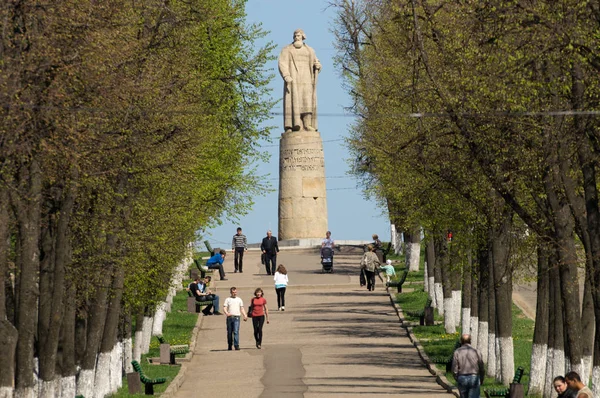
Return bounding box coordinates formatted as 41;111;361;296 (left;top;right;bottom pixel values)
260;230;279;275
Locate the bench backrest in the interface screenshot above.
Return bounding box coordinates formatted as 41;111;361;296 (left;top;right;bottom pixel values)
382;242;392;254
425;297;433;307
398;269;409;284
513;366;524;383
157;335;166;344
131;360;151;383
204;240;214;256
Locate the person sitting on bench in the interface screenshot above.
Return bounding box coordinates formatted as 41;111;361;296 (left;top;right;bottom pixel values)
206;249;227;280
190;276;222;315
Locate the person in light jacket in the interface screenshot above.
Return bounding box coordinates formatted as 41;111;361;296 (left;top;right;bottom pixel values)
360;245;380;291
274;264;289;311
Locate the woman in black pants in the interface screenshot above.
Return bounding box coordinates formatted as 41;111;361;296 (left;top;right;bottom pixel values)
360;245;380;291
274;264;289;311
249;288;269;349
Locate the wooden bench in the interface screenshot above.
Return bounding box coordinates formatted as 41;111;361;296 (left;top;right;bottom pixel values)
186;290;215;313
193;258;213;279
131;360;166;395
386;269;409;293
157;335;189;365
483;367;525;398
204;240;215;256
405;297;434;325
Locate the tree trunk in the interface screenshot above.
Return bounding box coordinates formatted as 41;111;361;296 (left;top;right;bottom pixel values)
528;244;549;396
95;266;125;397
133;311;144;362
433;238;444;314
470;255;479;349
426;238;436;305
487;244;497;379
38;180;75;395
59;276;77;398
462;252;472;335
477;244;489;364
122;313;133;374
491;208;514;385
438;236;455;333
581;271;595;384
12;160;42;396
77;260;114;398
0;187;9;321
405;227;421;272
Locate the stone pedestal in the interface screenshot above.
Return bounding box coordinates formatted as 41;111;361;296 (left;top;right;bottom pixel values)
279;130;328;240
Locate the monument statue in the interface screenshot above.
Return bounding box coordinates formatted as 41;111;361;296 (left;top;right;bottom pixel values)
278;29;322;133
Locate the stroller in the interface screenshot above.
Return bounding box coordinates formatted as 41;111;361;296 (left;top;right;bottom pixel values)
321;247;334;273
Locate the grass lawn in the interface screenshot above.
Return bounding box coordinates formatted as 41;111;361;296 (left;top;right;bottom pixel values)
110;254;208;397
395;284;535;396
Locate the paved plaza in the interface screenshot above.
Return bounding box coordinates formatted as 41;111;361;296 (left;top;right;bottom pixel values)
172;247;454;397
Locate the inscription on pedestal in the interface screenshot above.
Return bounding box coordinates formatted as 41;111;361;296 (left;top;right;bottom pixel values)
281;148;324;172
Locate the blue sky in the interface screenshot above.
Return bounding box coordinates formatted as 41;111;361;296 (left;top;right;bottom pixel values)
202;0;390;247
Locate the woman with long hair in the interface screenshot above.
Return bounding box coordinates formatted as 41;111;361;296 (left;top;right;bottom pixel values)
274;264;289;311
249;287;269;349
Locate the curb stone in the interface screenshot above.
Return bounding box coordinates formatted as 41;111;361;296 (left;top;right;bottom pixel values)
386;287;459;397
160;313;205;398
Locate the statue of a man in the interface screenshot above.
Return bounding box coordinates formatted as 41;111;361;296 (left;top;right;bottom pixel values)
278;29;322;132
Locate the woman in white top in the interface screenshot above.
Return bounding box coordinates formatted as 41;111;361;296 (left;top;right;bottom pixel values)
274;264;289;311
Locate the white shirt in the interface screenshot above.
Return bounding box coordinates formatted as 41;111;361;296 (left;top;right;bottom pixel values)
224;296;244;316
322;238;334;248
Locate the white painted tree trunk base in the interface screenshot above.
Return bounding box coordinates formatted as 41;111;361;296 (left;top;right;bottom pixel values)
499;336;514;385
495;337;502;381
544;348;555;398
487;332;496;378
443;297;455;333
582;355;592;386
461;308;471;335
133;330;143;362
152;303;167;336
428;277;435;303
94;351;111;398
141;316;153;354
124;337;134;373
39;379;58;398
470;316;479;349
528;343;547;396
434;283;444;315
13;387;34;398
407;242;420;271
592;365;600;398
59;376;76;398
478;321;488;363
110;342;123;393
0;387;13;398
452;290;461;328
77;368;95;398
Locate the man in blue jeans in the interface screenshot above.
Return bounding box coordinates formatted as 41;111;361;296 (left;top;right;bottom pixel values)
452;334;484;398
223;287;248;351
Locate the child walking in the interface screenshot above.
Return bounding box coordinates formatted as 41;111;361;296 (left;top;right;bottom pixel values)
250;288;269;349
379;259;397;283
274;264;289;311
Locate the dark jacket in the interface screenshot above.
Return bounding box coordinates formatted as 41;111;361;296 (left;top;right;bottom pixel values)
261;236;279;255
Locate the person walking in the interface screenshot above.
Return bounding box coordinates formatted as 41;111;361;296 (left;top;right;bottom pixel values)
274;264;289;311
261;230;279;275
553;376;577;398
231;227;247;273
360;245;380;291
223;287;247;351
379;259;397;283
206;249;227;281
565;372;593;398
451;334;485;398
249;288;269;349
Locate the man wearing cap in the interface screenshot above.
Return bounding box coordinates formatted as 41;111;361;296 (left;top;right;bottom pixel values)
260;230;279;275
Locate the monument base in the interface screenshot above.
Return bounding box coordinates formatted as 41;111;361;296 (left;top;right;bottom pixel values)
279;130;328;240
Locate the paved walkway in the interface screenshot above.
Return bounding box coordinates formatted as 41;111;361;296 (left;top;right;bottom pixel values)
172;247;453;397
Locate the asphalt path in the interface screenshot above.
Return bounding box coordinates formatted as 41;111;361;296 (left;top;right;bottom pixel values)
172;247;453;398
